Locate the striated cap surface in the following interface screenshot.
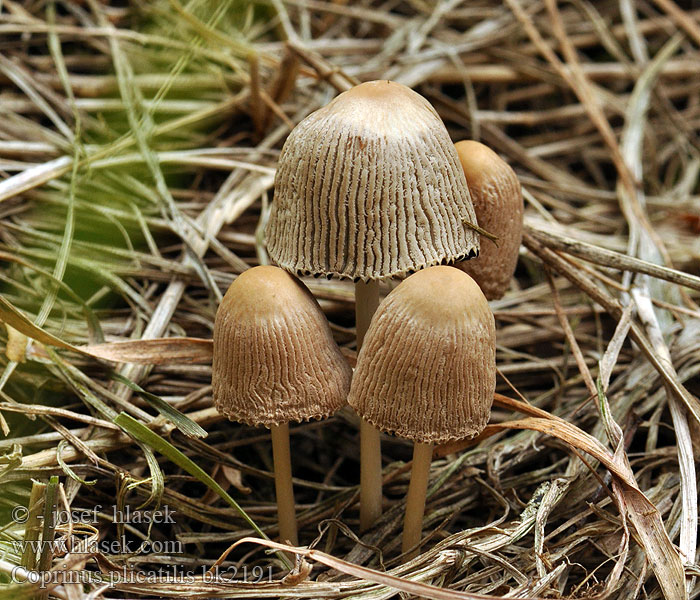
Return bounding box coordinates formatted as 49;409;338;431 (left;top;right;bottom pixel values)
212;265;352;427
347;266;495;444
453;141;523;300
266;80;479;282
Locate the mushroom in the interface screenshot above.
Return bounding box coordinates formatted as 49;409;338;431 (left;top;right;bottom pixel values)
453;140;523;300
266;80;480;530
347;266;496;556
212;265;352;546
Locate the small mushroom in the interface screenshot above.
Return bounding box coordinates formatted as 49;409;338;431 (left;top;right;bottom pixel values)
347;266;495;556
266;80;481;530
453;140;523;300
266;81;479;282
212;265;352;546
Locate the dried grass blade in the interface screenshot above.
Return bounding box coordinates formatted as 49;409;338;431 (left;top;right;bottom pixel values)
542;0;637;202
0;54;73;140
598;303;633;392
544;266;596;397
216;537;545;600
633;287;697;569
0;295;80;352
525;224;700;293
0;402;118;431
82;338;213;364
447;395;687;600
651;0;700;46
0;294;212;364
615;30;698;581
456;415;685;600
0;155;72;202
523;232;700;428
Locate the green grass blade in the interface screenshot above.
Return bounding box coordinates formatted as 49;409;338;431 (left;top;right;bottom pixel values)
109;373;207;439
36;476;58;574
113;412;277;548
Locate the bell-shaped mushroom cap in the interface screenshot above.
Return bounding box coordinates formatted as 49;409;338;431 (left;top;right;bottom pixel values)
212;265;352;427
266;80;479;282
453;141;523;300
347;266;495;444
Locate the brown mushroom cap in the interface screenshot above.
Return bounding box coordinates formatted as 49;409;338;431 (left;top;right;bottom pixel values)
347;266;496;444
212;265;352;427
453;141;523;300
266;80;479;282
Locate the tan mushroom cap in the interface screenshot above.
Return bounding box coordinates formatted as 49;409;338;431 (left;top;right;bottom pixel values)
212;265;352;427
347;266;496;444
266;80;479;282
453;141;523;300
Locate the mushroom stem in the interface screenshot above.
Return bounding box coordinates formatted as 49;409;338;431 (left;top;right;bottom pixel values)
355;280;380;348
401;442;433;557
270;422;298;546
355;280;383;531
359;418;383;530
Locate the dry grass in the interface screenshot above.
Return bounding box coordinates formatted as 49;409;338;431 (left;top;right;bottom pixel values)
0;1;699;599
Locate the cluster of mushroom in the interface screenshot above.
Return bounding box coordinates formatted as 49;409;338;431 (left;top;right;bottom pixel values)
211;81;523;556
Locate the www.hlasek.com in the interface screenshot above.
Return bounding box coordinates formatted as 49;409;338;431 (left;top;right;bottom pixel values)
12;565;275;588
11;536;184;556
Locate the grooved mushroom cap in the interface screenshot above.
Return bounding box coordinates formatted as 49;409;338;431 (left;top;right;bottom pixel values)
266;80;480;282
453;141;523;300
347;266;496;444
212;265;352;427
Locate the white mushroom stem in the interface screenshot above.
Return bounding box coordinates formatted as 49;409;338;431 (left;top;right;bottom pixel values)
270;423;298;546
355;280;383;531
401;442;433;557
